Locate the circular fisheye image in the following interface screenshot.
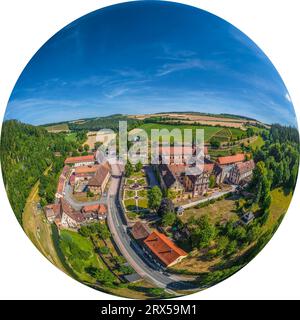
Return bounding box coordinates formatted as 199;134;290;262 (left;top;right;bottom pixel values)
0;1;299;299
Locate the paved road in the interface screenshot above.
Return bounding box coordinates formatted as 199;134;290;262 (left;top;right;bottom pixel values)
105;163;198;293
180;185;237;210
64;184;104;210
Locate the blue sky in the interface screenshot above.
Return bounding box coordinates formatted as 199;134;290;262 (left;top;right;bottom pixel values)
4;0;297;126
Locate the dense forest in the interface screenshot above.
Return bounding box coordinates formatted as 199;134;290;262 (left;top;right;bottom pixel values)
253;124;299;194
0;120;85;224
68;114;142;132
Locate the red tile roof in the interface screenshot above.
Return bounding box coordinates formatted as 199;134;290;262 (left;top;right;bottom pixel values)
82;203;107;215
75;165;99;174
144;230;187;266
64;155;94;164
217;153;245;165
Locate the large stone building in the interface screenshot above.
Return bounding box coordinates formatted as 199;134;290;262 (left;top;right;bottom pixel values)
228;159;255;185
157;161;214;200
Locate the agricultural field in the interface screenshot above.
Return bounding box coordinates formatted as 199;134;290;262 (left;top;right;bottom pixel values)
131;112;260;128
138;122;235;143
45;123;69;133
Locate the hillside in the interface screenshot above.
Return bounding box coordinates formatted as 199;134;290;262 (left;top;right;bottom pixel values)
0;120;80;224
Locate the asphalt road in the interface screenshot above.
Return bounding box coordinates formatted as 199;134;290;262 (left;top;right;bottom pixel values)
105;163;198;293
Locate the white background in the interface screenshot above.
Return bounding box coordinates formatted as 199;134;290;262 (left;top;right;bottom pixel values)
0;0;299;300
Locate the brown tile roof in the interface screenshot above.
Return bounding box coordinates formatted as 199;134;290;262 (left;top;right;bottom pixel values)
131;221;151;240
217;153;245;165
61;198;85;223
235;159;255;174
88;163;110;187
75;165;99;174
144;230;187;266
57;177;66;194
44;203;61;218
64;155;94;164
82;203;107;215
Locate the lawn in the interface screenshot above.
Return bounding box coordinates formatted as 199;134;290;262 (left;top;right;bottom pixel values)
126;179;135;185
59;230;105;282
124;198;136;211
264;188;292;231
137;198;148;209
125;189;135;198
137;178;147;186
179;195;240;224
137;189;147;197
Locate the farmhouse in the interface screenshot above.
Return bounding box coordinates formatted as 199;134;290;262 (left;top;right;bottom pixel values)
44;203;61;223
81;203;107;221
60;198;85;229
143;230;188;267
64;154;95;167
229;159;255;185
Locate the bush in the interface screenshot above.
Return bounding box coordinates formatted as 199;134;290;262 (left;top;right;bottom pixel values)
99;246;110;255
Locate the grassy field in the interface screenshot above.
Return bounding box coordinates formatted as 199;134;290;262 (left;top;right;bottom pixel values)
138;123;224;142
45;123;69;132
264;188;292;231
59;230;105;283
65;132;77;142
22;165;70;275
179;195;240;224
250;135;265;149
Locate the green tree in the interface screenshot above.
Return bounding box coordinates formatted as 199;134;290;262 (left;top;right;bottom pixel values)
162;212;176;226
209;175;216;188
147;186;162;211
125;160;134;177
191;215;216;249
135;160;143;172
210;138;221;148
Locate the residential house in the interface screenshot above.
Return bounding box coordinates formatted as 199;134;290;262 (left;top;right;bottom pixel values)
143;230;188;267
228;159;255;185
44;203;61;223
81;203;107;221
60;198;85;229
